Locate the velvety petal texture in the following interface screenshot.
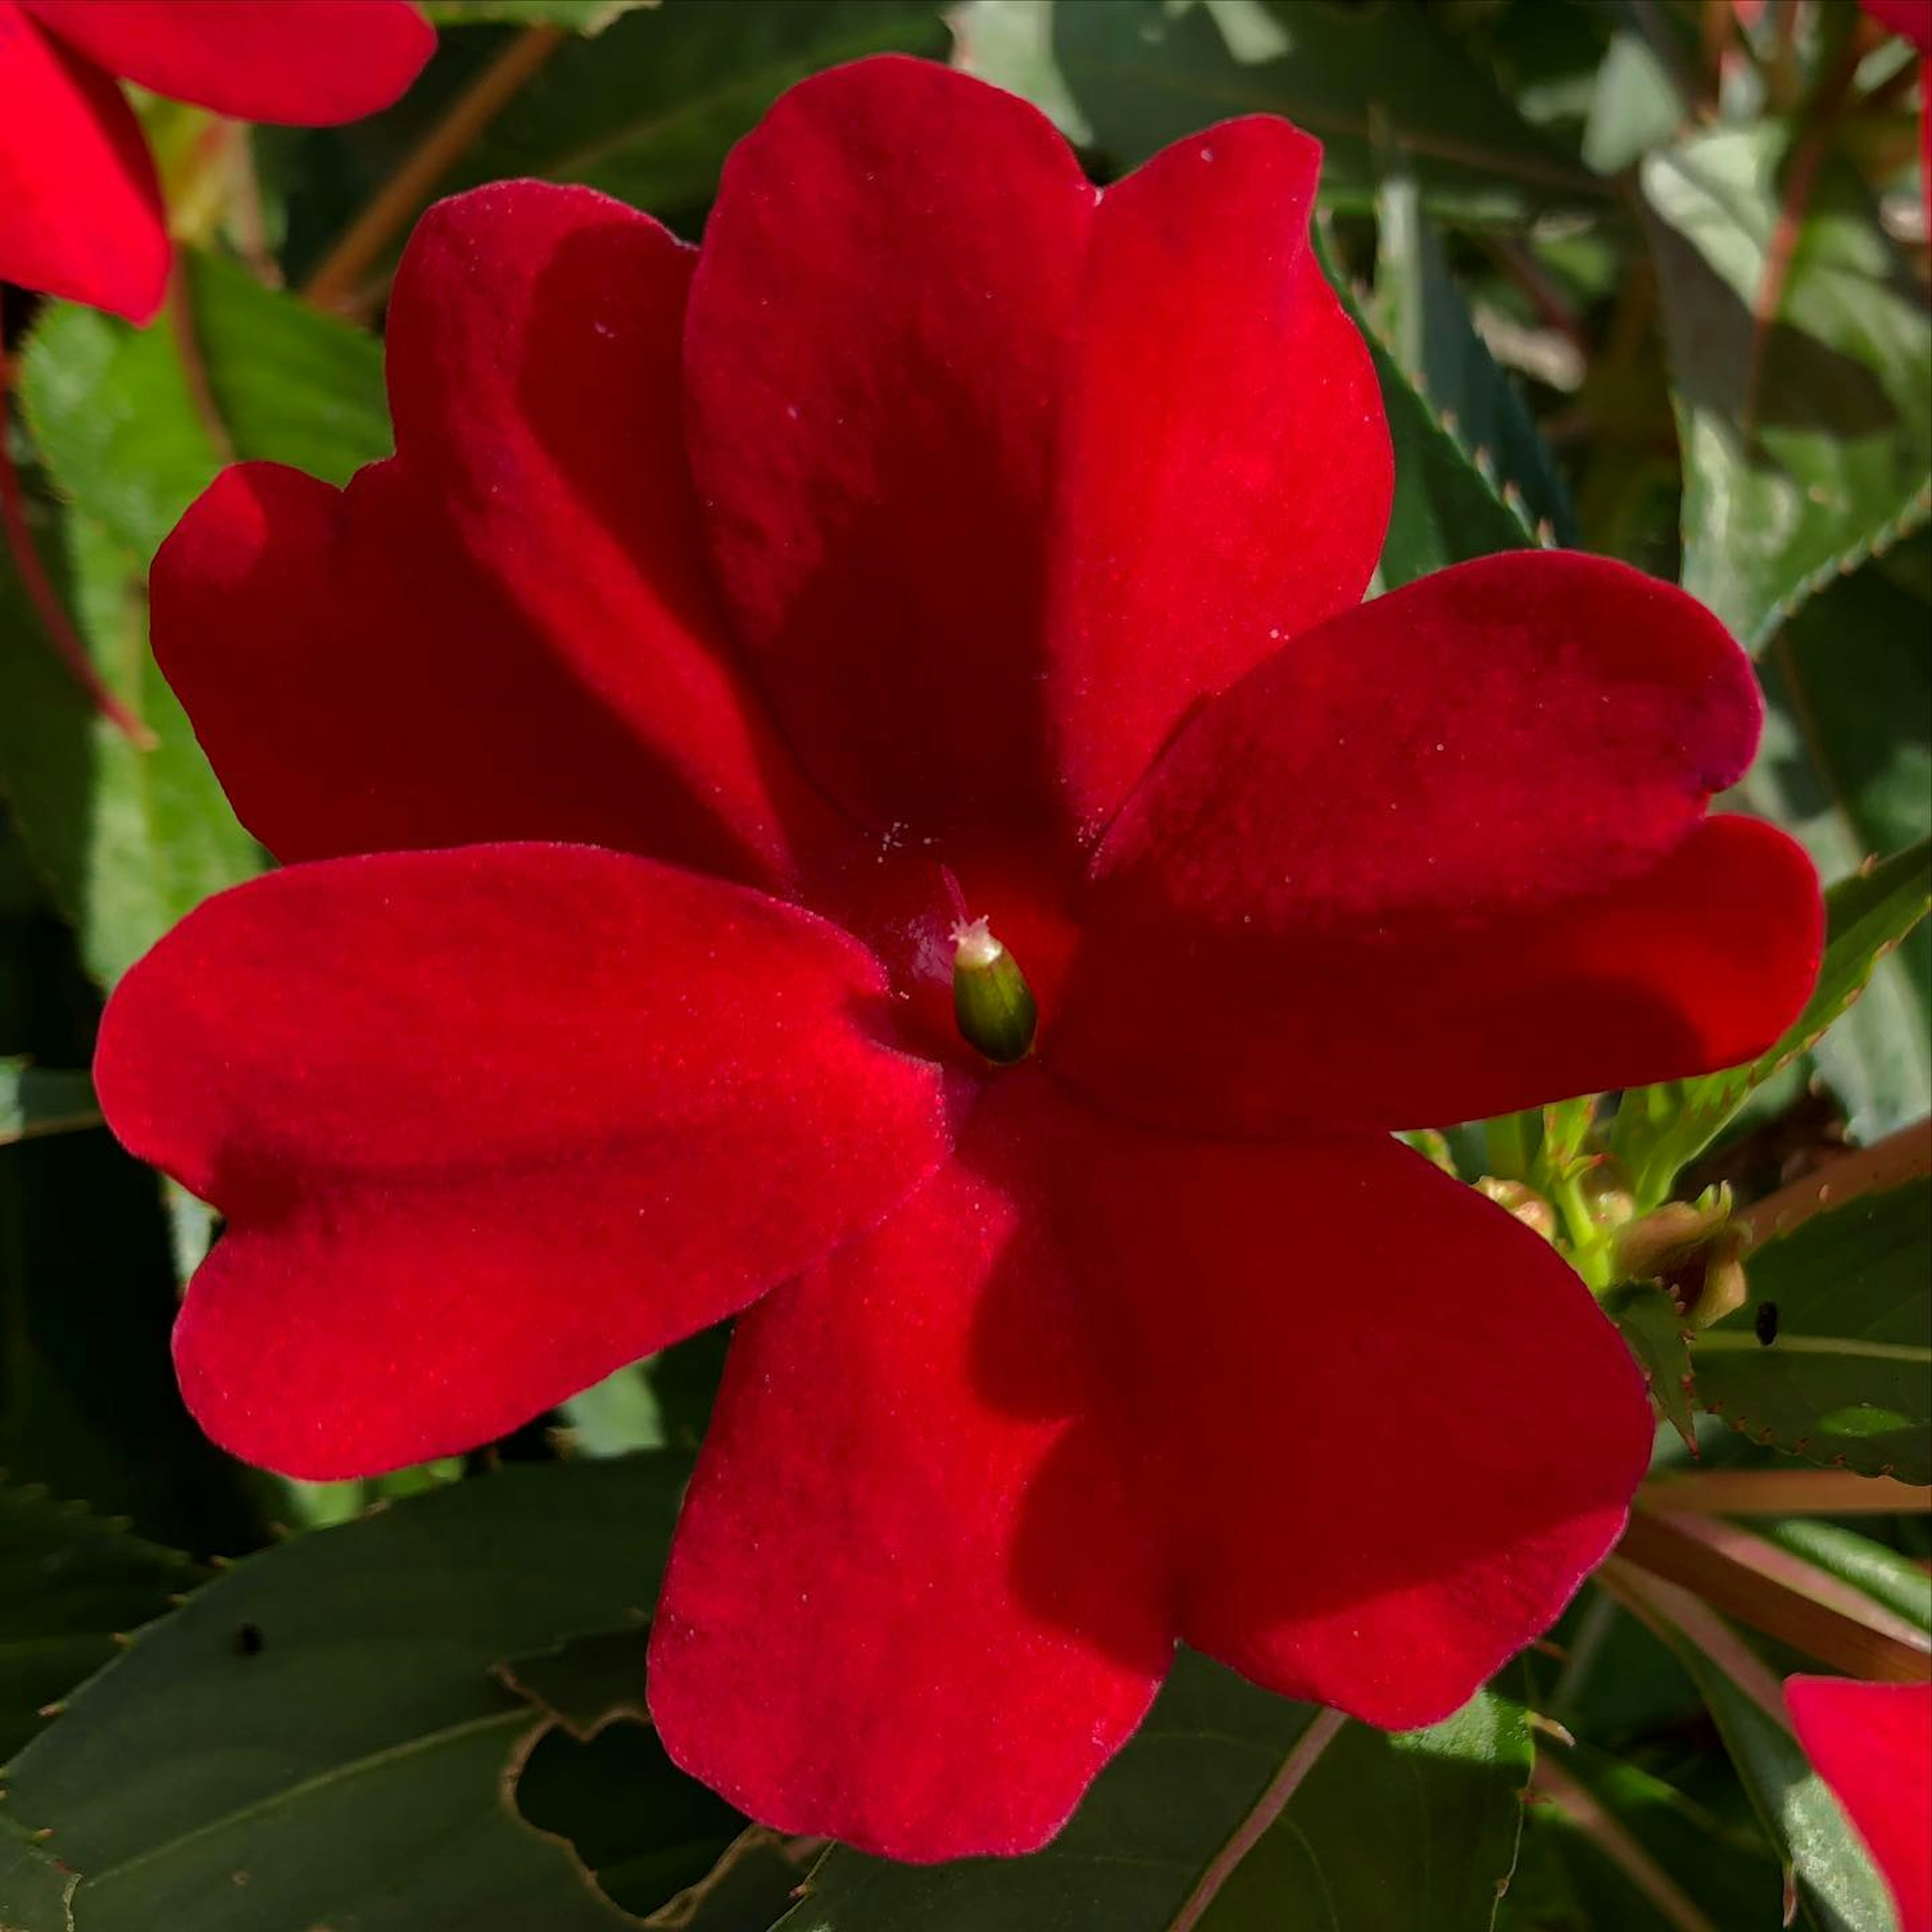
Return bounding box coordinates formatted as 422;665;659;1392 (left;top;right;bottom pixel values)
99;53;1824;1871
153;185;814;890
652;1080;1172;1861
96;845;948;1477
1055;552;1820;1131
1788;1677;1932;1932
0;1;165;321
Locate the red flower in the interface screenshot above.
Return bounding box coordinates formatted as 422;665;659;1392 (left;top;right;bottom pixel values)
1789;1677;1932;1932
95;58;1821;1862
0;0;432;321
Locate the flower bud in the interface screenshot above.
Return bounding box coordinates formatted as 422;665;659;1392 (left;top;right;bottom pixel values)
951;918;1037;1065
1476;1176;1558;1241
1615;1188;1749;1329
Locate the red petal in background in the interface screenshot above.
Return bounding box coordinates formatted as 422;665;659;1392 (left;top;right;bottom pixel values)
1788;1676;1932;1932
153;185;817;889
22;0;432;125
94;845;949;1479
1056;553;1819;1131
0;4;166;320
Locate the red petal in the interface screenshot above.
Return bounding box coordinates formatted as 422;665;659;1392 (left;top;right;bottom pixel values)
685;56;1096;856
153;184;816;888
1789;1677;1932;1932
22;0;431;124
1044;115;1390;839
1055;554;1819;1129
650;1075;1171;1862
94;845;949;1479
689;60;1390;861
1863;0;1932;54
0;6;166;321
1062;1113;1653;1727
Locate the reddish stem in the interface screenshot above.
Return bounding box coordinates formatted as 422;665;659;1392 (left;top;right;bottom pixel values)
0;370;154;747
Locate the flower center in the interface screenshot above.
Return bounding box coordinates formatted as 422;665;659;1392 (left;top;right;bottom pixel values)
950;916;1038;1065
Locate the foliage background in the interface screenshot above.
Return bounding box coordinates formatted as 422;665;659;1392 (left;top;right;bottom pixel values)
0;2;1927;1927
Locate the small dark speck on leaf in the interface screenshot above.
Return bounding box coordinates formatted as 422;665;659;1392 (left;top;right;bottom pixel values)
234;1621;266;1656
1754;1301;1780;1346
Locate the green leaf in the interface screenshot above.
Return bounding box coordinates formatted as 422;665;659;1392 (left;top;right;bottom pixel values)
20;251;387;561
0;1485;202;1765
782;1659;1528;1931
1642;123;1932;653
1315;238;1538;589
3;258;388;986
1041;0;1605;223
0;504;261;988
1373;181;1577;547
440;0;948;225
1693;1179;1931;1481
1760;1520;1932;1635
2;1455;694;1930
1604;1282;1697;1453
1740;538;1932;1142
1639;1618;1895;1932
1610;839;1932;1206
421;0;652;30
0;1816;73;1932
1194;1686;1533;1930
496;1627;650;1740
1514;1742;1781;1932
0;1062;98;1148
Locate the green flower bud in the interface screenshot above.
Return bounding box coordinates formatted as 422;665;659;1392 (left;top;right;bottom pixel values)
1615;1187;1749;1329
951;918;1037;1065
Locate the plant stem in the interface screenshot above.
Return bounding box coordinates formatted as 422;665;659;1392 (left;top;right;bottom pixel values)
301;24;566;318
1168;1707;1347;1931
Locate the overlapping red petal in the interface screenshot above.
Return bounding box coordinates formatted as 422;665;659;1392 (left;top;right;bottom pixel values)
95;844;950;1478
153;186;815;890
99;54;1822;1865
0;0;428;320
1054;550;1820;1130
1788;1676;1932;1932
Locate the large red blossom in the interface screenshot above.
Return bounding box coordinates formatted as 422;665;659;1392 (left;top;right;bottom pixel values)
1788;1677;1932;1932
96;57;1821;1862
0;0;432;321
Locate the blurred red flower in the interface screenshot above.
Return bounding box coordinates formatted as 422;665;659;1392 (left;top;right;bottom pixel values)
1789;1676;1932;1932
96;57;1821;1861
0;0;432;320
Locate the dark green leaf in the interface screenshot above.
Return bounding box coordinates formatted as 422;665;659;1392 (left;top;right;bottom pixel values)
497;1626;650;1740
1642;124;1932;652
0;1485;202;1764
1045;0;1604;223
1760;1520;1932;1635
441;0;948;227
421;0;651;30
783;1659;1528;1931
1642;1620;1894;1932
0;1816;73;1932
1604;1282;1697;1452
2;1455;692;1930
1315;238;1538;587
1373;182;1577;545
0;1062;97;1148
1740;540;1932;1141
1694;1179;1930;1481
1610;839;1931;1206
1514;1742;1781;1932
